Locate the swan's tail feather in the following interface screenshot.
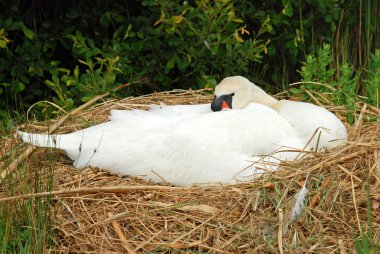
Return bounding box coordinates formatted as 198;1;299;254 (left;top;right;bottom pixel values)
17;131;62;148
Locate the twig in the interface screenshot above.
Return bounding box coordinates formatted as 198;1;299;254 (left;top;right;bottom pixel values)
303;89;324;107
278;208;284;254
108;212;137;254
308;190;321;209
133;228;165;252
59;199;83;229
351;172;362;235
26;100;70;122
284;146;368;179
325;150;367;166
0;78;146;181
171;216;214;243
338;239;347;254
308;176;331;209
365;102;380;115
308;243;320;252
374;149;380;188
0;185;187;202
288;81;336;91
220;233;243;249
353;103;367;134
337;164;362;183
197;244;235;254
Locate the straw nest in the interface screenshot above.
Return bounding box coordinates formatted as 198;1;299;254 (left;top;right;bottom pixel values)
1;89;380;253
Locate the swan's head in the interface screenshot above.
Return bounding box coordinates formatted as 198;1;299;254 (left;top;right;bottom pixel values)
211;76;277;111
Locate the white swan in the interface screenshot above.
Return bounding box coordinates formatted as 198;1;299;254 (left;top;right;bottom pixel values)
211;76;348;150
18;76;347;186
18;106;303;186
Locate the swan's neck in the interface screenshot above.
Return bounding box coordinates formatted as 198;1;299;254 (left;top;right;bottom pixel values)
250;85;279;108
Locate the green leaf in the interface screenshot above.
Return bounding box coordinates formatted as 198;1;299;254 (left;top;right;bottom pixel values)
211;46;219;55
28;64;43;76
282;0;293;17
9;21;23;30
232;18;244;23
0;40;7;48
65;98;74;109
23;26;34;40
81;96;91;102
74;66;79;79
88;39;96;50
202;75;217;88
105;73;116;84
52;75;60;85
14;81;25;92
164;56;175;73
44;80;56;88
289;88;301;94
100;12;112;27
203;40;211;50
57;68;70;73
75;31;85;44
78;59;91;67
65;80;72;86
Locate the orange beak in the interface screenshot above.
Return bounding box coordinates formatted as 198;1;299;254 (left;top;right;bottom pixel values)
211;94;233;112
221;100;230;110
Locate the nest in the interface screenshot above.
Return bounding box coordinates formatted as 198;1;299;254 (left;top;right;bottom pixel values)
1;89;380;253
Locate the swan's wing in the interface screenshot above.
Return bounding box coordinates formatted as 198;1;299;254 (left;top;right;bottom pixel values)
19;104;211;155
148;103;211;116
110;103;211;122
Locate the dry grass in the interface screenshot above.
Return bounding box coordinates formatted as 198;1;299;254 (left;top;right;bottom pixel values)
1;89;380;253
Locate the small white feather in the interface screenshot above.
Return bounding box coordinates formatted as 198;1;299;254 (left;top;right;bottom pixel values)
284;186;308;233
284;173;309;232
291;185;308;220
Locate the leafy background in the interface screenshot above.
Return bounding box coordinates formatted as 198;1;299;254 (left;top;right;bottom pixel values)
0;0;379;128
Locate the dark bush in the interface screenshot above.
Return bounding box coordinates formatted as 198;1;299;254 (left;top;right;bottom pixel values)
0;0;378;125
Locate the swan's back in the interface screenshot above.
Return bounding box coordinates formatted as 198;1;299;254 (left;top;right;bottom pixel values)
79;103;302;185
275;100;348;150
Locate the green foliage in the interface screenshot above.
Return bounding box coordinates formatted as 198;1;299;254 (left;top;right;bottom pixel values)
0;0;379;125
299;44;335;84
0;28;11;48
150;0;269;84
296;44;361;123
0;151;55;253
0;198;53;253
0;0;274;124
354;186;380;254
364;50;380;107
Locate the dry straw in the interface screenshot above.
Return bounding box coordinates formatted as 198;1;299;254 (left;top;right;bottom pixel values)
1;88;380;253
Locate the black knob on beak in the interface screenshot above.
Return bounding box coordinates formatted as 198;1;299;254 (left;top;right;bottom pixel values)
211;94;233;112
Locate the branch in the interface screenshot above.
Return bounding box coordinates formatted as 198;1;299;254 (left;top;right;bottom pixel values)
0;185;187;202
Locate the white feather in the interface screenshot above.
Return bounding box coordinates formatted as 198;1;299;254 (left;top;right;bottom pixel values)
284;172;310;232
291;184;308;220
284;185;308;233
